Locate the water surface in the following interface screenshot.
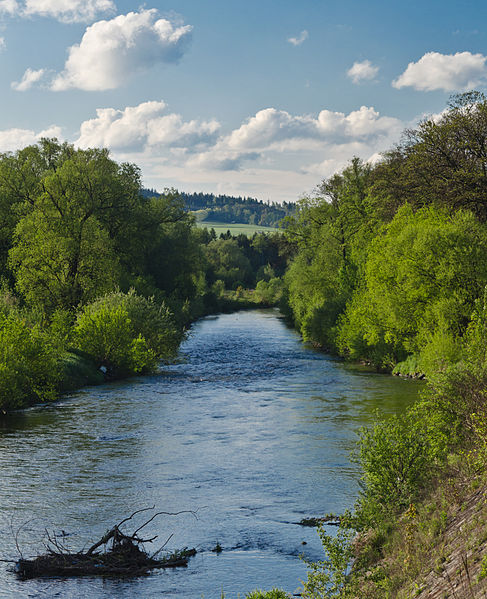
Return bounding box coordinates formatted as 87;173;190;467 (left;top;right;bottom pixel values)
0;310;421;598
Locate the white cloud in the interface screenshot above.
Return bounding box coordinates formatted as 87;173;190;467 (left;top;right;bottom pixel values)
288;30;308;46
11;67;46;91
224;106;402;152
347;59;379;84
0;102;405;203
23;0;114;22
0;0;114;22
50;9;192;91
392;51;487;92
0;37;5;50
76;100;220;151
0;125;62;152
186;105;402;179
0;0;17;16
189;149;262;172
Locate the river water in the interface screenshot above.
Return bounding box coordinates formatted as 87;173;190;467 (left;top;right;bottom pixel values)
0;310;421;598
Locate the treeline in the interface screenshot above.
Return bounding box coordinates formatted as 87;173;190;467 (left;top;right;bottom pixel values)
143;188;295;227
290;94;487;597
284;91;487;377
0;140;293;411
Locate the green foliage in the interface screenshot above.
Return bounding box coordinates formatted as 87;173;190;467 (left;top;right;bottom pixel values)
10;208;118;314
205;238;253;289
0;313;60;409
478;554;487;582
463;286;487;365
254;277;284;306
284;159;375;350
73;290;182;378
338;205;487;369
356;413;437;522
245;589;289;599
283;93;487;598
302;523;356;598
169;188;295;228
74;304;155;377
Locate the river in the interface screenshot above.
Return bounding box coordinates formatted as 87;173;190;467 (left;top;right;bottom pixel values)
0;309;421;598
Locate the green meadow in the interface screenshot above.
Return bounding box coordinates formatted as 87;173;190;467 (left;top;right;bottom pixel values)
195;220;280;236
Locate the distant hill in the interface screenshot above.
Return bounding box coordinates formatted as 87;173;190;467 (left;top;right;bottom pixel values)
142;189;295;228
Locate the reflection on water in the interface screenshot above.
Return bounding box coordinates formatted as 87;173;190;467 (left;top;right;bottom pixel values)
0;310;421;598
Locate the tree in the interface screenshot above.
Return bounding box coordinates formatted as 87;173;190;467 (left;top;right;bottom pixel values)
7;142;140;313
371;91;487;221
10;208;118;313
337;204;487;369
205;238;253;289
283;159;374;349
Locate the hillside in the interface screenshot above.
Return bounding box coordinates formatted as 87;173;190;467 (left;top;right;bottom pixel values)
142;189;295;228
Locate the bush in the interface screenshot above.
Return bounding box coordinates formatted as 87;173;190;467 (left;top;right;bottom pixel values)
246;590;289;599
73;290;183;378
0;313;60;410
356;412;437;523
302;523;356;598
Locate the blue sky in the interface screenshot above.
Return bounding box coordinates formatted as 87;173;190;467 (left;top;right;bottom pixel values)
1;0;487;202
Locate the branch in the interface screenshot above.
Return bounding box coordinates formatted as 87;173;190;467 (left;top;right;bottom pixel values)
132;509;198;536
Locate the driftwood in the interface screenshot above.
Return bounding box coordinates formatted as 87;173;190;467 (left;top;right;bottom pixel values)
14;507;197;579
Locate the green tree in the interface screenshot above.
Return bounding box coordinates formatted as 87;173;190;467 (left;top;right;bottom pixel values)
283;158;374;349
205;238;253;289
10;207;118;313
0;312;60;409
5;141;143;313
370;91;487;221
338;205;487;370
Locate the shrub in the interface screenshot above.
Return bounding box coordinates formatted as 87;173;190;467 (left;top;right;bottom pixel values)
246;589;289;599
356;412;436;523
302;522;356;599
0;313;60;410
73;290;183;378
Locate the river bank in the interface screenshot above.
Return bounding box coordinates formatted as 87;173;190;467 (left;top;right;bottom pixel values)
0;294;272;416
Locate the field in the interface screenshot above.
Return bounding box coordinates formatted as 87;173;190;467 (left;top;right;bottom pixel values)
195;220;280;236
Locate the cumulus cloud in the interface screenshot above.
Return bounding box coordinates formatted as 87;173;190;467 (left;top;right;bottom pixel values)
11;67;46;91
0;0;114;22
0;102;404;203
0;125;62;152
189;105;402;174
0;37;5;50
51;9;192;91
76;100;220;152
225;106;401;151
347;59;379;83
288;30;308;46
392;51;487;92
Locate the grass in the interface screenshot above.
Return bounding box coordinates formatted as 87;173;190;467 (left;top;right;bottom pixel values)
195;220;280;236
349;452;487;599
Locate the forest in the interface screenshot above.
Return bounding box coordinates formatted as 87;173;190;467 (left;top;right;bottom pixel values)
283;91;487;378
0;140;293;412
283;92;487;597
143;188;295;227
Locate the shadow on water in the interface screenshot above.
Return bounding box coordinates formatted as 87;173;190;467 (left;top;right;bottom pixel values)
0;309;422;598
